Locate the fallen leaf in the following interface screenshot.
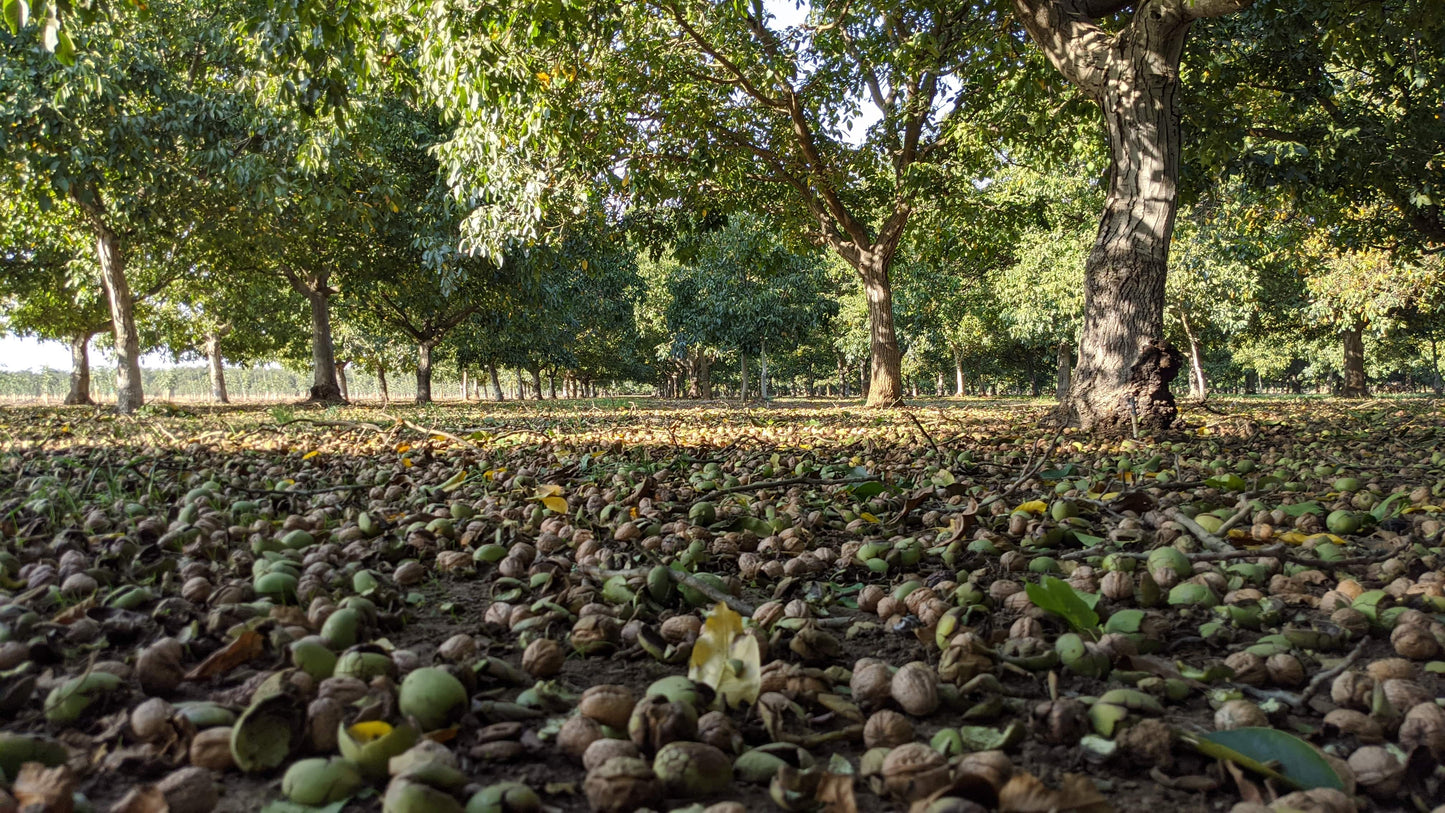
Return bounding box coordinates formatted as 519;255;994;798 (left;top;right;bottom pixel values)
52;596;97;625
998;772;1112;813
14;763;78;812
110;784;169;813
817;770;858;813
185;630;264;681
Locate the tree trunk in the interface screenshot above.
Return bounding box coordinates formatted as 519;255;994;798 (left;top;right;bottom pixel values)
460;369;468;401
1055;340;1072;402
378;364;390;405
1431;335;1442;396
837;354;849;398
488;364;504;401
94;223;144;414
416;342;434;404
1340;323;1369;397
305;290;345;403
952;345;966;397
1010;0;1249;431
1177;309;1207;399
205;332;229;404
695;351;712;399
858;253;903;406
759;340;769;402
740;352;749;401
64;333;95;405
336;361;350;401
549;369;558;399
531;365;543;400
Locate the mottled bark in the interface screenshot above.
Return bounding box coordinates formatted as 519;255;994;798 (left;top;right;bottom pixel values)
1340;323;1369;397
304;290;344;403
1012;0;1251;430
857;252;903;406
489;364;505;401
416;342;434;404
205;331;229;404
94;224;144;414
65;333;95;405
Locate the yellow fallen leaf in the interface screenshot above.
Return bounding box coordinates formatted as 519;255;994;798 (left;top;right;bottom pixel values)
302;450;320;460
347;721;393;743
1277;531;1309;545
1014;500;1048;514
395;442;411;454
859;512;879;523
541;496;568;513
688;602;761;709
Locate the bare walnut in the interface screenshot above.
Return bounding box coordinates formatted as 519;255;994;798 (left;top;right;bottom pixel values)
1398;701;1445;760
578;685;636;730
1347;745;1405;798
890;661;940;716
522;639;565;678
627;695;697;755
1223;652;1267;686
850;659;893;712
881;743;951;801
864;710;915;750
583;756;664;813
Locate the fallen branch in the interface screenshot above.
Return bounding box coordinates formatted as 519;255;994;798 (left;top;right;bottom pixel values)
1293;637;1369;710
903;410;941;459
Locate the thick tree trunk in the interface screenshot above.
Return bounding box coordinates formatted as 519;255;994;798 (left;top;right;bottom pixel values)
1340;323;1369;397
65;333;95;405
305;291;345;403
489;364;505;401
377;364;390;405
416;342;434;404
549;370;557;399
531;366;543;400
1011;0;1250;431
205;332;229;404
1056;340;1072;402
858;253;903;406
94;224;144;414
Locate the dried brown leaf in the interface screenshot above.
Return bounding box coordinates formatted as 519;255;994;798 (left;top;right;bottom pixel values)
15;763;78;813
998;772;1112;813
184;630;264;681
109;784;169;813
817;771;858;813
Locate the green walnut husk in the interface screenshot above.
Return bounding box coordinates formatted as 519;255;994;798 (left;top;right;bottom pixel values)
383;777;465;813
0;732;68;780
44;672;123;723
230;692;304;773
653;741;732;797
282;757;366;805
339;720;420;780
466;781;542;813
399;667;469;732
290;637;338;680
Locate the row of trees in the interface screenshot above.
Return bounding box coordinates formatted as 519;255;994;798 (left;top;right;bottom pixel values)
2;0;1441;421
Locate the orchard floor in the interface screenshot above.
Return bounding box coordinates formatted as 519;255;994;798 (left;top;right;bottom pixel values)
1;395;1442;813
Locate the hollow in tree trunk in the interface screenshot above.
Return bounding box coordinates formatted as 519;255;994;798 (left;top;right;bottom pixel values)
304;290;345;403
94;223;144;414
205;331;229;404
1012;0;1251;431
416;342;434;404
1340;323;1369;397
65;332;95;405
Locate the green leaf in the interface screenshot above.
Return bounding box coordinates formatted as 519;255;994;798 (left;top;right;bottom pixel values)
1189;727;1345;791
1280;501;1323;517
4;0;28;36
259;801;348;813
1370;492;1408;522
1102;608;1144;635
1024;576;1100;634
1039;463;1077;480
54;28;74;65
848;481;886;499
